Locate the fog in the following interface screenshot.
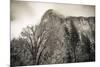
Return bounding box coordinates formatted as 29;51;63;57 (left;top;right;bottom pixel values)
11;1;95;39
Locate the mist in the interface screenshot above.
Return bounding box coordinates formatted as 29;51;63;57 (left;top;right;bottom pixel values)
11;1;95;39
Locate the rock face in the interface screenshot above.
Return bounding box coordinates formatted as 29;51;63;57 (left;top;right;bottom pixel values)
64;17;95;62
37;9;67;64
37;9;95;64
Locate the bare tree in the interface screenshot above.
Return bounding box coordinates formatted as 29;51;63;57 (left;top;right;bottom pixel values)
20;24;49;64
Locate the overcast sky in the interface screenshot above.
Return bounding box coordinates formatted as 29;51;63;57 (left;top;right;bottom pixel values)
11;1;95;39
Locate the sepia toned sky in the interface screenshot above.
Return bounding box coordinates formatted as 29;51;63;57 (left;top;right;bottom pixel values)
11;1;95;39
